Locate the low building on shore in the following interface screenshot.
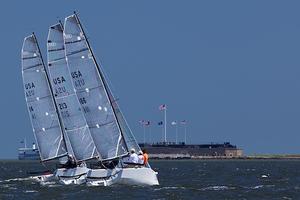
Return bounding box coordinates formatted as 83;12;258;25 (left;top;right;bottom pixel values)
139;142;243;159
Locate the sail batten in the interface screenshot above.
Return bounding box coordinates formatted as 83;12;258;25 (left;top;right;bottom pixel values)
47;23;99;161
21;34;68;161
64;14;128;160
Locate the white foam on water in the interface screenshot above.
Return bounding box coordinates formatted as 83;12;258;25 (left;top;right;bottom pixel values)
154;186;186;191
2;177;33;182
24;190;38;193
200;185;235;191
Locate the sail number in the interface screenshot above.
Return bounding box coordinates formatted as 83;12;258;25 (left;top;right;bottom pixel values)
58;103;67;110
59;102;70;117
79;97;87;104
71;70;85;88
25;82;35;97
79;97;90;113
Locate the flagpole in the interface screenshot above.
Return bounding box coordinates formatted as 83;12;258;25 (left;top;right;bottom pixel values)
143;124;146;144
184;124;187;144
149;126;152;144
164;107;167;143
176;123;178;144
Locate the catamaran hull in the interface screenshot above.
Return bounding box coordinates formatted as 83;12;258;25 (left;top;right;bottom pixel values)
54;166;89;185
86;168;122;186
119;168;159;186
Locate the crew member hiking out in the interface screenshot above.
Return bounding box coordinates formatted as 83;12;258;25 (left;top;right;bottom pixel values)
142;149;149;165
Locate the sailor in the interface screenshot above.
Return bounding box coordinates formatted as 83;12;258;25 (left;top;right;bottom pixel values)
142;149;149;165
138;151;144;164
128;148;139;164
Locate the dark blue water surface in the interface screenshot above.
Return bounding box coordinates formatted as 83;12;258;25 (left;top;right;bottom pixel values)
0;160;300;199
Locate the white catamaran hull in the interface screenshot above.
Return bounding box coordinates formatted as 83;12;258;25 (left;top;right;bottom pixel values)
54;166;89;185
119;167;159;186
86;168;122;186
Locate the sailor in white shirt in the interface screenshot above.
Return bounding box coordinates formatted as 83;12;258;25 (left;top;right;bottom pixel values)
138;151;144;164
128;148;139;164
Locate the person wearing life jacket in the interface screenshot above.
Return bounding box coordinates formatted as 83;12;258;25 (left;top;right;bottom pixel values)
138;150;144;164
142;149;149;165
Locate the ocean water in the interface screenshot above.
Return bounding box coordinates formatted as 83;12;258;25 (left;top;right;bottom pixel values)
0;160;299;199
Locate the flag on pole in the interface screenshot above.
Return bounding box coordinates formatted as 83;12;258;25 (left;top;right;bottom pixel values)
158;121;163;125
139;120;151;126
171;121;177;125
159;104;166;110
180;120;187;125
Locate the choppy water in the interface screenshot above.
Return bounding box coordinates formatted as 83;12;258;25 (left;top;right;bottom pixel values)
0;160;300;199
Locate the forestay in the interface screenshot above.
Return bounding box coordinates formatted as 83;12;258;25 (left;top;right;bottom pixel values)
105;82;141;153
21;34;67;161
64;14;128;160
47;23;98;161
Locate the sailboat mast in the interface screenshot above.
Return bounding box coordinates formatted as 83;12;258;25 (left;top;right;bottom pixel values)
73;12;129;153
32;33;69;160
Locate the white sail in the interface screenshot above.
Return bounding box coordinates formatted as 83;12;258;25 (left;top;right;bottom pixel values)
63;14;128;160
21;34;67;161
47;23;98;161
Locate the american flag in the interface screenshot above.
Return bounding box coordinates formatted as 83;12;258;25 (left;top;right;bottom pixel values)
159;104;166;110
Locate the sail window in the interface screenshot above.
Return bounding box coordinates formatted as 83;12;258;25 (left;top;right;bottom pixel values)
85;88;89;93
77;36;81;41
98;106;102;110
36;69;39;72
33;53;37;57
96;124;100;128
81;55;85;59
45;112;49;116
42;128;45;132
36;97;40;101
104;107;108;112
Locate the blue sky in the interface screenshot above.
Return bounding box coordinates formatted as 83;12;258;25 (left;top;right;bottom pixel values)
1;0;300;158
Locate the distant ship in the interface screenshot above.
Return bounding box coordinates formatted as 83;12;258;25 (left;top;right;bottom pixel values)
18;140;39;160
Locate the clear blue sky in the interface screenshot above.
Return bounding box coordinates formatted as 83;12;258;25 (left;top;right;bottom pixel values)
1;0;300;158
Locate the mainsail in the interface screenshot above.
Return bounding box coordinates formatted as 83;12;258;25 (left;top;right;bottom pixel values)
21;34;67;161
47;23;98;161
63;14;128;160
